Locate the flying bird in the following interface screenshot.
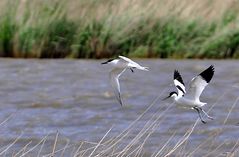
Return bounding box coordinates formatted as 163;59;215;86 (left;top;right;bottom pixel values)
164;65;215;124
102;56;148;106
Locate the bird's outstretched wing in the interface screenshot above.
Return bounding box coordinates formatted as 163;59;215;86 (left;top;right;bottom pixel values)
186;65;214;102
119;56;139;65
174;70;186;97
119;56;148;71
110;68;126;106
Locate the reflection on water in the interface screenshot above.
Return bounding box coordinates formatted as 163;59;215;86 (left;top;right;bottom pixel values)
0;59;238;156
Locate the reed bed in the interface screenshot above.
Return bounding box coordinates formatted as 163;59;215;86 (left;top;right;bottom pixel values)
0;85;239;156
0;0;239;58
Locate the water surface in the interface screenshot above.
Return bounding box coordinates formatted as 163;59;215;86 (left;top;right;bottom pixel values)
0;59;238;156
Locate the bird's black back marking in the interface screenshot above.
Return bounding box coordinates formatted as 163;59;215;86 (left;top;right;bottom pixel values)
101;59;114;64
174;70;185;85
176;85;185;94
199;65;214;83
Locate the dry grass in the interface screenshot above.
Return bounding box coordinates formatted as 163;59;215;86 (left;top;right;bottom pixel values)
66;0;237;21
0;85;238;156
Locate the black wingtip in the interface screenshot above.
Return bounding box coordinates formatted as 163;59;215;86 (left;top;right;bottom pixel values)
174;70;185;85
199;65;214;83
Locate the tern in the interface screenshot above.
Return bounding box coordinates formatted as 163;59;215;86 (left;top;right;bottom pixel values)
102;56;148;106
164;65;215;124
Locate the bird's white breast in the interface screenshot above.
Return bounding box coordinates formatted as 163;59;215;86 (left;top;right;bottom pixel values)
174;97;206;108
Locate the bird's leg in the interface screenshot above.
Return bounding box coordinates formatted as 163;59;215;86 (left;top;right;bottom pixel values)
193;106;206;124
118;93;123;106
199;108;214;120
129;68;134;73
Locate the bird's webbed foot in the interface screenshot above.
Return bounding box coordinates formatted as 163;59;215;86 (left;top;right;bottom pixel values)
199;108;214;120
193;106;207;124
129;68;135;73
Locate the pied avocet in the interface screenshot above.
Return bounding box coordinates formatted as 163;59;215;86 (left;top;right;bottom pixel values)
102;56;148;106
164;65;215;124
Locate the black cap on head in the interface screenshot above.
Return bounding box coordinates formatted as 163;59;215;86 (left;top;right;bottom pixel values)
169;91;177;96
162;91;177;100
101;59;114;64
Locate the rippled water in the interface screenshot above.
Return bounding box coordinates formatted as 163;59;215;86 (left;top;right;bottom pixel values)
0;59;238;156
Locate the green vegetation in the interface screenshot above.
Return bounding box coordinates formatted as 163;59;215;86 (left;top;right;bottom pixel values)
0;0;239;58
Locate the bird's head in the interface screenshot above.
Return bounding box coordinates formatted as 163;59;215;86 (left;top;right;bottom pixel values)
162;91;177;100
101;59;118;65
101;59;113;64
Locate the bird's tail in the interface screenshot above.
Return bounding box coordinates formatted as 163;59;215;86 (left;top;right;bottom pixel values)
199;102;207;107
138;66;149;71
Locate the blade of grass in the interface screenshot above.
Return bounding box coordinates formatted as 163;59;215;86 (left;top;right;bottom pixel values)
98;87;168;155
20;133;49;157
14;141;32;157
153;130;177;157
51;131;59;157
0;132;24;155
164;120;198;156
60;139;70;157
223;97;239;124
88;126;113;157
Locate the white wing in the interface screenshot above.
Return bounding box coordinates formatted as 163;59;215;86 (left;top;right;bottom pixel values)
174;70;186;97
119;56;148;71
119;56;139;65
186;76;208;102
186;65;214;102
110;67;126;106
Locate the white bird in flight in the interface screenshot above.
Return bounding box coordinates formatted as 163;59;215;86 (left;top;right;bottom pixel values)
102;56;149;106
164;65;215;124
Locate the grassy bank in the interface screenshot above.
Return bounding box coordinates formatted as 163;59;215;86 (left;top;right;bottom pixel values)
0;0;239;58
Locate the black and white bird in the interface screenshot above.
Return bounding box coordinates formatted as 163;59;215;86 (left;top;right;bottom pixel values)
164;65;215;124
102;56;148;106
